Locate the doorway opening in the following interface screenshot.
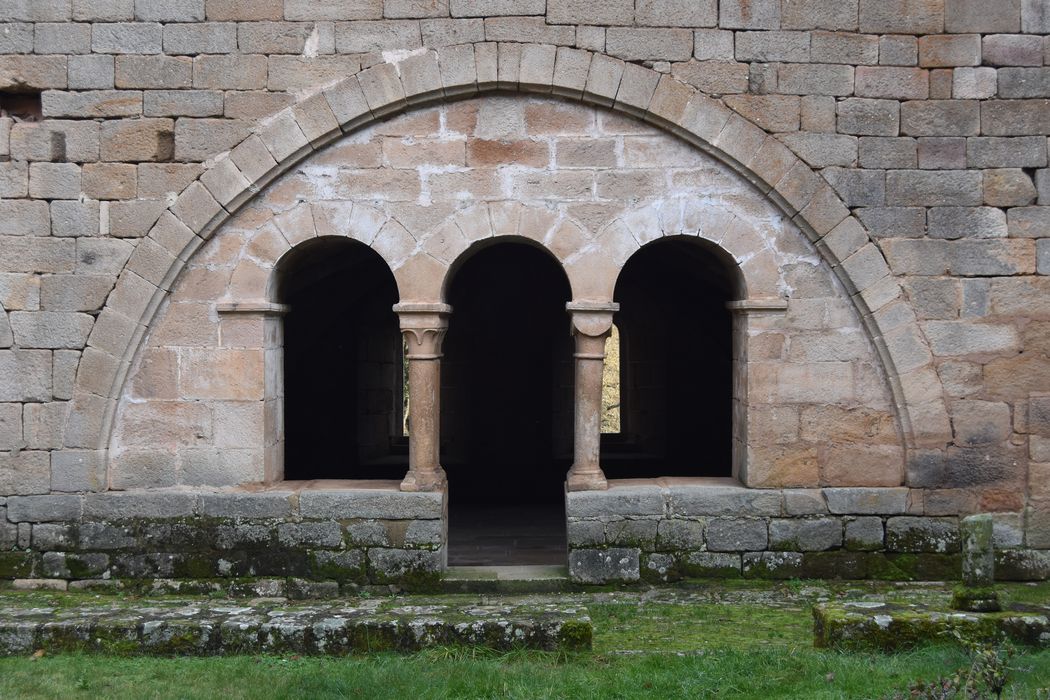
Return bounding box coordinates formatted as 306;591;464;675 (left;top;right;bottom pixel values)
442;241;573;565
276;238;405;481
603;237;739;478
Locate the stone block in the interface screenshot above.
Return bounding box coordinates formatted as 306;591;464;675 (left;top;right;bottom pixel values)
34;22;91;54
0;55;67;90
951;67;996;100
174;118;249;163
42;91;141;119
1008;206;1050;237
718;0;779;28
566;520;604;547
655;519;705;550
855;67;929;100
837;98;899;137
277;522;342;548
114;56;192;90
547;0;632;25
1023;0;1050;31
0;451;50;495
981;99;1050;136
6;495;82;523
822;167;886;207
886;516;960;553
484;17;573;46
606;27;693;62
927;207;1007;239
568;548;640;583
706;517;768;551
163;22;237;54
858;138;917;169
950;400;1012;446
144;90;224;118
735;30;810;63
605;519;658;549
28;162;81;200
192;55;267;90
1039;239;1050;275
567;485;664;518
299;489;443;520
781;0;858;29
859;0;945;34
693;28;734;61
100;118;174;162
0;21;33;53
199;492;294;519
9;312;92;349
783;490;829;515
83;163;137;200
9;120;101;162
0;201;49;237
135;0;204;21
919;34;981;68
968;136;1047;168
886;170;982;206
998;67;1050;98
237;21;313;54
777;63;854;96
368;548;443;583
825;488;909;515
946;0;1020;32
91;22;162;54
51;450;105;492
83;491;197;519
769;518;843;551
671;60;749;94
779;132;857;167
334;20;420;53
901;100;979;137
283;0;382;19
668;485;781;516
421;18;483;47
844;516;884;550
924;320;1020;355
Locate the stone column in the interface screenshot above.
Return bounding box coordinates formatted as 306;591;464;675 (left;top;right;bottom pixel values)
565;302;619;492
394;303;452;492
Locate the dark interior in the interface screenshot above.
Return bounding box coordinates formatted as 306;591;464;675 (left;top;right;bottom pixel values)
442;242;572;565
278;238;405;481
603;237;737;478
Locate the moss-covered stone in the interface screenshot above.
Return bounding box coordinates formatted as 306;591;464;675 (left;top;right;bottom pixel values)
951;584;1002;612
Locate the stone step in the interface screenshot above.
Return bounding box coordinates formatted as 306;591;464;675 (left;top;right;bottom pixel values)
0;598;592;656
813;601;1050;652
440;565;579;593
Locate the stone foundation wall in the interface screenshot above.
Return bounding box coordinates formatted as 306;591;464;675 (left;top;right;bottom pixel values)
567;482;1050;583
0;488;446;590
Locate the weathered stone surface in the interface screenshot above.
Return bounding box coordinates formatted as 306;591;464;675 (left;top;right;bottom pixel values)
706;517;768;551
825;488;909;515
769;518;843;551
568;548;640;583
299;490;443;520
567;485;664;518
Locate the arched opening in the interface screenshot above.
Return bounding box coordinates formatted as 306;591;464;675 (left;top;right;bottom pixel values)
442;241;573;565
276;238;405;481
604;237;741;479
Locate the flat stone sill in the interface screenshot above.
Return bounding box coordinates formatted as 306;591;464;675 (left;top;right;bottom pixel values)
0;596;591;656
814;601;1050;651
249;479;407;492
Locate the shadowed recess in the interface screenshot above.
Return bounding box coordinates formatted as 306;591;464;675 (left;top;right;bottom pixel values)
605;237;738;479
277;238;405;481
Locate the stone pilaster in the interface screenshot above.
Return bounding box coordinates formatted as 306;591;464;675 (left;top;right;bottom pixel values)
566;301;619;492
394;303;452;492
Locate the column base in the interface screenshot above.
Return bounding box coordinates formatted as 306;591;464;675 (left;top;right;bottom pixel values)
565;470;609;492
400;467;448;492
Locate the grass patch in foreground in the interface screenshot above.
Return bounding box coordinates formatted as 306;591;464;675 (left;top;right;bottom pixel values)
2;647;1050;699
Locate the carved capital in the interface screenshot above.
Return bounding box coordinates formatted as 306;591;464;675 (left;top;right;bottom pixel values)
566;301;619;338
394;302;452;359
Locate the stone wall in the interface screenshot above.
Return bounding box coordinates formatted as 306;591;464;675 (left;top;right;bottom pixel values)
567;481;1050;583
0;1;1049;584
0;487;446;590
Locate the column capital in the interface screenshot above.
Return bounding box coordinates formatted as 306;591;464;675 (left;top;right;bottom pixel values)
566;301;619;338
394;303;452;358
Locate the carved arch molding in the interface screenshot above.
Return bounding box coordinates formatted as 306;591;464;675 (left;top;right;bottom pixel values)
66;44;952;488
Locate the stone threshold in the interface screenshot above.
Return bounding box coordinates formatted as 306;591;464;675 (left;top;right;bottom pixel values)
0;597;591;656
440;566;577;594
813;601;1050;651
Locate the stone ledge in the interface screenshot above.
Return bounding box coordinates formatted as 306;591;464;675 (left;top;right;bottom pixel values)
813;601;1050;652
0;598;592;656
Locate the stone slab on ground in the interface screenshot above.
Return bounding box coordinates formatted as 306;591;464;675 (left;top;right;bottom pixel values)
0;597;592;656
813;601;1050;652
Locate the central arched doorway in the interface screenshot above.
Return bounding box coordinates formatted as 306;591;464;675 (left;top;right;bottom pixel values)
442;241;573;565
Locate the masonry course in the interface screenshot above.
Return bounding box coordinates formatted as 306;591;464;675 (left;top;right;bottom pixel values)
0;2;1046;588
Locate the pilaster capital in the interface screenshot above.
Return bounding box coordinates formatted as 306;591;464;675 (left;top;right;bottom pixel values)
566;301;619;338
394;302;452;358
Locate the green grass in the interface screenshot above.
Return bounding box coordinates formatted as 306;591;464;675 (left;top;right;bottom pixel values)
1;581;1049;698
2;646;1050;699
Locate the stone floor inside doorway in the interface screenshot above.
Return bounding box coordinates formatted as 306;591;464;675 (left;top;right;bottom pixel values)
447;503;567;567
